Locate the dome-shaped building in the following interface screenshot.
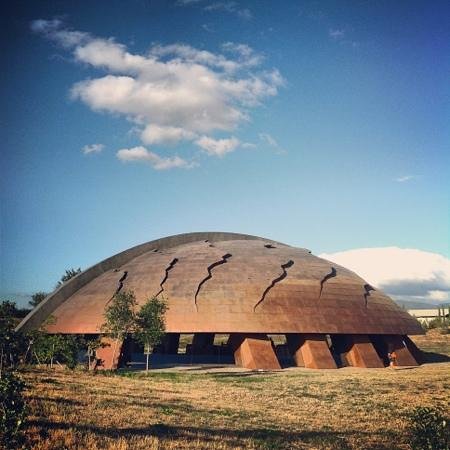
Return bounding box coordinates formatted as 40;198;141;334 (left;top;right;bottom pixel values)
18;232;423;370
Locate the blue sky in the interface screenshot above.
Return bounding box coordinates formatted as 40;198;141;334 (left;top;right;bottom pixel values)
1;0;449;306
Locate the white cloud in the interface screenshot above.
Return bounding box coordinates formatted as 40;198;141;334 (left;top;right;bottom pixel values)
148;43;246;73
31;18;89;48
32;19;283;168
395;175;415;182
141;124;196;145
221;42;263;67
116;146;195;170
320;247;450;305
82;143;104;154
195;136;241;157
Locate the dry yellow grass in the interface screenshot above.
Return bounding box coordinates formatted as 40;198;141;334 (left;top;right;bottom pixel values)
412;328;450;356
22;335;449;450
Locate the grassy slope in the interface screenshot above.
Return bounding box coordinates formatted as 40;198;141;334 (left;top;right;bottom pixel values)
24;334;449;450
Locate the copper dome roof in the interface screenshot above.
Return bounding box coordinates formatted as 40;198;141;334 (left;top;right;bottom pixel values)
18;232;423;336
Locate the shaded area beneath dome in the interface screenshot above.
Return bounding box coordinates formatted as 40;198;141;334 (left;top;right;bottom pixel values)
93;332;420;371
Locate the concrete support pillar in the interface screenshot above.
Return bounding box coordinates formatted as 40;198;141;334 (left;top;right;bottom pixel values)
95;337;123;370
192;333;215;354
383;335;419;366
163;333;180;354
230;334;281;370
344;335;384;368
288;334;337;369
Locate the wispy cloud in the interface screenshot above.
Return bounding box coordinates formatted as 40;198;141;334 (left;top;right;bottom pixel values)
299;10;359;47
329;28;345;40
177;0;252;20
328;27;359;47
32;19;283;169
259;133;286;154
116;146;195;170
204;2;252;20
176;0;203;4
395;175;415;183
82;143;104;154
202;23;214;33
31;19;89;48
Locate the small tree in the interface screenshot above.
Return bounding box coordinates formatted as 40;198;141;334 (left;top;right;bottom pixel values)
30;315;81;370
29;292;47;309
86;337;103;370
55;268;82;289
58;335;82;370
101;290;137;369
135;297;167;371
32;334;81;369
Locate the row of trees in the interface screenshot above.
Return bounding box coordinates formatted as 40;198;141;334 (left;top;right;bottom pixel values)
1;263;166;374
0;302;86;374
1;292;167;373
1;268;85;375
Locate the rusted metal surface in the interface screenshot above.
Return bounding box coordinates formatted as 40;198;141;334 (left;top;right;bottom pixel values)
26;235;422;336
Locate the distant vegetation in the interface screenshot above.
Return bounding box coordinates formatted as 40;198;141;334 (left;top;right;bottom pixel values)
29;291;47;309
423;315;450;335
55;267;82;289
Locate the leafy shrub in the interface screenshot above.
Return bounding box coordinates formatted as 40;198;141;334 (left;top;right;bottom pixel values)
0;371;27;449
408;406;449;450
0;301;27;374
425;316;449;331
33;333;83;369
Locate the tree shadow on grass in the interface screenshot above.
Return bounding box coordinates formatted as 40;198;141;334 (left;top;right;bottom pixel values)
38;378;62;385
28;396;83;406
181;365;232;371
421;351;450;363
27;419;398;449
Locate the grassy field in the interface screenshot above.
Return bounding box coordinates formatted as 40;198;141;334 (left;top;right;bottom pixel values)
23;333;449;450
